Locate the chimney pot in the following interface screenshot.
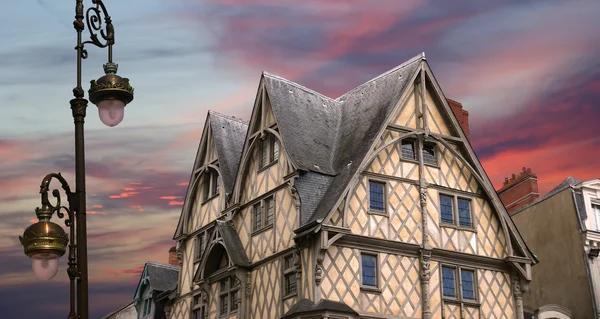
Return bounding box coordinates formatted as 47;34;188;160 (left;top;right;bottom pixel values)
168;246;178;266
497;168;539;215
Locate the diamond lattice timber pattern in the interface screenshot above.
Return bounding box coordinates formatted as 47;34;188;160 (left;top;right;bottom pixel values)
166;53;535;319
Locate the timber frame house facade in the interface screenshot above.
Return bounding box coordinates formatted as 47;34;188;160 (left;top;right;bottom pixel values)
165;54;536;319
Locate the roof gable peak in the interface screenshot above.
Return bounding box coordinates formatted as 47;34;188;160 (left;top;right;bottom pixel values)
336;53;425;101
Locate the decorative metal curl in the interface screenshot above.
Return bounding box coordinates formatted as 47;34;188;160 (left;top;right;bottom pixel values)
39;173;76;227
82;0;114;49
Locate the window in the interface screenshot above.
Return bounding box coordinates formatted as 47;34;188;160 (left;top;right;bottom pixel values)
203;170;220;201
219;277;239;316
361;253;378;288
401;139;416;160
458;199;472;227
265;197;275;226
191;294;204;319
252;196;275;233
252;202;262;232
461;269;475;300
439;194;474;229
441;266;456;298
283;254;297;296
260;134;280;169
196;233;205;261
440;195;454;224
593;204;600;231
423;142;437;165
369;181;386;212
230;290;240;311
442;266;477;303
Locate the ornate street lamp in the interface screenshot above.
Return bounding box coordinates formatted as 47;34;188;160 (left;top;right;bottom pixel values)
18;1;133;318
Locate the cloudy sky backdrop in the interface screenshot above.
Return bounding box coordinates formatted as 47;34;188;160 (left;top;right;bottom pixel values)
1;0;599;318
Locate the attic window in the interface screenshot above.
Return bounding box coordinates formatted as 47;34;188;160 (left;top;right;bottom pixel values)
401;139;416;161
259;134;279;169
423;142;437;165
203;169;220;202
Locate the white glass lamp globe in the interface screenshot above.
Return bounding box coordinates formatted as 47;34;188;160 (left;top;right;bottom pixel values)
98;99;125;127
31;252;61;281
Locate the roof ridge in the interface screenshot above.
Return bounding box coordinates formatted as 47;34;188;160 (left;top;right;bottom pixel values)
147;261;179;270
209;110;249;125
335;53;424;101
262;71;340;104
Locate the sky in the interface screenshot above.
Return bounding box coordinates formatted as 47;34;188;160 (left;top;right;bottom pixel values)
0;0;599;318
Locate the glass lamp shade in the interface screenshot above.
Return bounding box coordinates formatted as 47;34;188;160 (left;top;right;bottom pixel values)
31;252;61;281
98;99;125;127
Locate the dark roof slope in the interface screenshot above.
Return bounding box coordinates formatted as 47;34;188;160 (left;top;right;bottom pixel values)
308;55;422;224
263;54;423;225
263;73;341;175
281;299;358;318
209;111;248;195
146;262;179;292
216;220;250;267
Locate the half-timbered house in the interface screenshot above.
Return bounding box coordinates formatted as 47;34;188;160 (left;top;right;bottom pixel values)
166;53;536;319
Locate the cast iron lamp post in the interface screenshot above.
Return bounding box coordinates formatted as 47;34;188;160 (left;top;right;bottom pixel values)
18;1;133;318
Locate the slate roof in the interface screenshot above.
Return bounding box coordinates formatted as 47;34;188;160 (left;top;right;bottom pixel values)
281;299;358;318
263;54;423;225
146;262;179;292
216;220;250;267
209;111;248;195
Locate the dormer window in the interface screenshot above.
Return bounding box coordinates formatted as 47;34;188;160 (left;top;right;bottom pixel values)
203;170;220;202
260;134;279;169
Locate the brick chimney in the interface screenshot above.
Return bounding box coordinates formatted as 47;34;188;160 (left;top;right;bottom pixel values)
447;98;470;141
168;246;179;266
497;167;539;214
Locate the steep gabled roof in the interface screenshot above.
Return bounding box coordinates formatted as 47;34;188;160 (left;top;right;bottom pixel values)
173;112;248;239
262;54;423;224
209;111;248;195
215;220;250;267
133;262;179;299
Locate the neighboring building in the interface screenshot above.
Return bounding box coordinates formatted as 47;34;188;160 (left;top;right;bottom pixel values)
509;176;600;319
168;53;535;319
101;249;180;319
100;302;137;319
133;249;180;319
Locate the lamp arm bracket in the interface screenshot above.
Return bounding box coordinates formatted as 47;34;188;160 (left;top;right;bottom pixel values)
77;0;114;60
39;173;76;226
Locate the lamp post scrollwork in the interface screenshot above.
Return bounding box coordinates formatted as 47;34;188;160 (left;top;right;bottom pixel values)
18;1;134;319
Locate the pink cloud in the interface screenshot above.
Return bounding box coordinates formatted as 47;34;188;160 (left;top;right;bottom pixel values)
168;201;184;206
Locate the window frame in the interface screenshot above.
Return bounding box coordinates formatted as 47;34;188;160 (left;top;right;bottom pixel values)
282;253;298;299
195;232;206;263
400;138;418;162
202;169;220;204
252;195;276;235
191;292;204;319
360;252;380;292
219;276;240;317
368;179;387;216
259;134;280;170
422;141;439;167
440;264;479;305
438;192;476;231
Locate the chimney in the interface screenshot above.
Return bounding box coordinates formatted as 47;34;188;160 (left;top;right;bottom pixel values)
447;98;470;141
497;167;539;214
168;246;179;266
